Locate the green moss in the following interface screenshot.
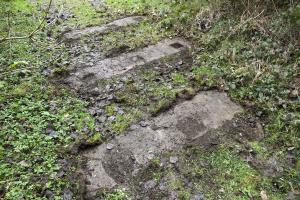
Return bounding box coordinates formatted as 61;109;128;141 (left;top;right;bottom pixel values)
171;72;188;86
0;1;97;199
110;111;141;134
192;66;218;87
103;188;128;200
88;132;102;143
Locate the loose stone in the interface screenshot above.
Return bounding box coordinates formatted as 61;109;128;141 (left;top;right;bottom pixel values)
106;143;114;150
169;156;178;164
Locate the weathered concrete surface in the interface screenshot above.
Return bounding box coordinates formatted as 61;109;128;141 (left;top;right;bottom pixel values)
67;38;190;89
83;91;242;196
64;16;145;40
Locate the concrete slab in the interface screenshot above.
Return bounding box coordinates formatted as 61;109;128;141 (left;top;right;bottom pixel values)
67;38;190;88
63;16;145;40
83;91;242;196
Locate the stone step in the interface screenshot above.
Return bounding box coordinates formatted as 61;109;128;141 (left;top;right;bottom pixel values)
83;91;242;197
63;16;145;40
67;38;190;89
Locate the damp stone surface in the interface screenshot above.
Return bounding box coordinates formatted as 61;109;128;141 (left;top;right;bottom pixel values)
63;16;145;40
83;91;242;196
66;38;191;89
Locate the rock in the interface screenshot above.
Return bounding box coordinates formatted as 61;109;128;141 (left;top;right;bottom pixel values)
260;190;268;200
82;127;89;133
287;147;295;151
117;110;124;115
97;116;106;123
290;89;299;98
91;87;100;95
96;109;104;115
107;95;114;101
7;136;14;141
105;85;111;91
108;116;116;121
249;117;255;123
140;121;149;127
57;170;65;178
44;190;54;199
144;180;157;190
129;124;139;130
106;143;114;150
46;128;57;137
169;156;178;164
170;191;179;200
147;153;155;160
150;124;159;131
89;108;97;115
19;160;30;167
63;189;73;200
232;122;238;128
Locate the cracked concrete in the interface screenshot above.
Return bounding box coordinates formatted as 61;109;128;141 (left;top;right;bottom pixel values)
63;16;145;40
66;38;191;89
83;91;242;197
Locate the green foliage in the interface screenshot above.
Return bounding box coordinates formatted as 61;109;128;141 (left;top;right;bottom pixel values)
0;73;96;199
171;72;188;86
101;21;171;56
192;66;218;87
289;5;300;25
101;188;128;200
0;1;97;199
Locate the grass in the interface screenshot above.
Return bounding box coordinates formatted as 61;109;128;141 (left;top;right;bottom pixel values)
0;1;97;199
152;147;285;200
198;147;285;199
100;20;171;56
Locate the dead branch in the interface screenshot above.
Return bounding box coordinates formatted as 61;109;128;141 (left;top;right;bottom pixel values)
0;0;53;43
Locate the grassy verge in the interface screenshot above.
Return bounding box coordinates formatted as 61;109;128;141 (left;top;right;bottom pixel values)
0;1;98;199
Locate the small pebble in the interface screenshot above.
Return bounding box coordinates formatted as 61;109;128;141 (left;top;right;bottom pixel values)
129;124;139;130
219;188;225;193
290;89;299;98
169;156;178;164
140;121;149;127
106;143;114;150
108;116;116;121
147;153;155;160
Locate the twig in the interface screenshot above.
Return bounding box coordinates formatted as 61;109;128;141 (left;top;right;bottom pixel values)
0;0;53;43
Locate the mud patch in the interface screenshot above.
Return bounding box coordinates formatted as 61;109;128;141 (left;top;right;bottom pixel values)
66;38;190;89
83;91;242;197
63;16;145;40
